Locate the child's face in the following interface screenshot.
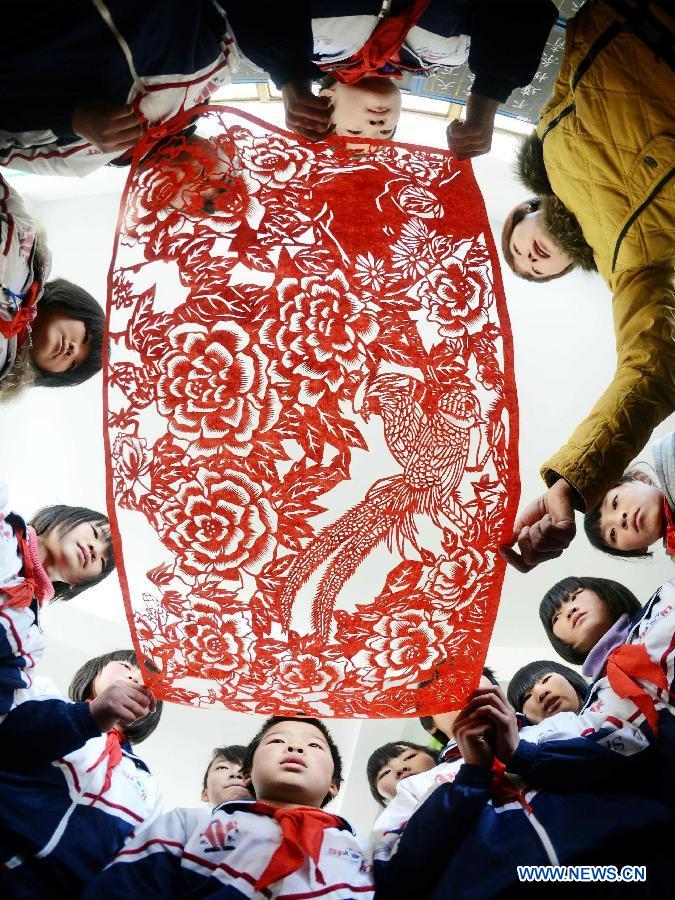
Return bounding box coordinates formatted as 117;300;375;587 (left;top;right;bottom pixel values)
521;672;581;723
41;520;110;587
552;588;616;655
92;659;142;697
201;757;250;806
596;480;665;552
250;721;338;809
376;747;437;804
509;210;571;278
326;77;401;139
30;307;91;373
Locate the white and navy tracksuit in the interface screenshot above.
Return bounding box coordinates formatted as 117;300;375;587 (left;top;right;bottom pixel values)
373;580;675;897
0;0;237;176
0;677;162;898
0;176;47;385
83;800;374;899
227;0;557;101
0;484;162;896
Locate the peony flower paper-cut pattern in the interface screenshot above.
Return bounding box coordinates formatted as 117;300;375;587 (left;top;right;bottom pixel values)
105;106;519;716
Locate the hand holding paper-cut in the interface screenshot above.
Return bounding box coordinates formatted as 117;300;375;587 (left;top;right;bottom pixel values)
500;480;576;573
72;100;144;154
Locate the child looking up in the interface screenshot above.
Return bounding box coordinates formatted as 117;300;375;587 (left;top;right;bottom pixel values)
507;660;588;724
584;431;675;559
540;576;642;666
0;482;115;715
531;574;675;793
201;743;251;806
84;716;374;898
227;2;557;156
367;741;439;807
1;174;105;398
0;649;161;898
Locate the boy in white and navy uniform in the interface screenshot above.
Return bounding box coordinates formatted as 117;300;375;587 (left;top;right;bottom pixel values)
85;716;374;899
0;651;162;898
0;0;237;177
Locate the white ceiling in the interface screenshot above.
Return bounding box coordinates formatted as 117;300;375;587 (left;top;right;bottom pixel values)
2;92;672;834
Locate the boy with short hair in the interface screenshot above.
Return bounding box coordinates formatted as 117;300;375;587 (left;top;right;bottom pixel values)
201;744;251;806
84;717;374;899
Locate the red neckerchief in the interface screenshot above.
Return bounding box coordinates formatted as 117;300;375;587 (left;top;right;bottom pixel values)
250;802;344;891
319;0;431;84
86;727;125;803
2;523;54;610
489;758;531;810
663;497;675;555
0;278;41;344
606;643;670;735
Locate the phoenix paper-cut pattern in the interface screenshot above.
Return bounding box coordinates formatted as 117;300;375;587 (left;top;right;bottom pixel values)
105;106;519;716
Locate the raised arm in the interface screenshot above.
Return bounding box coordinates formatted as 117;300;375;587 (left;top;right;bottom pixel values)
447;0;557;159
542;267;675;510
0;678;155;770
374;714;494;899
225;1;319;88
467;0;557;103
502;267;675;571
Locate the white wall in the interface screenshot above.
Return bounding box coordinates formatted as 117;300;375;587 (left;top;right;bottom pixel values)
1;95;672;835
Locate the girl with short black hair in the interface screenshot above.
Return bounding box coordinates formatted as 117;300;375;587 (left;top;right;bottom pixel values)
0;649;162;897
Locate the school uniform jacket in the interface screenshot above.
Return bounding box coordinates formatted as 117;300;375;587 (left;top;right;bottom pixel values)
228;1;557;102
0;483;46;712
83;800;374;899
0;0;236;177
0;177;47;385
0;676;162;899
372;579;675;897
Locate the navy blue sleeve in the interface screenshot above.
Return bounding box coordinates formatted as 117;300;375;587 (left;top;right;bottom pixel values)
0;699;101;770
373;764;491;899
468;1;558;102
226;1;321;88
507;735;655;791
84;853;183;899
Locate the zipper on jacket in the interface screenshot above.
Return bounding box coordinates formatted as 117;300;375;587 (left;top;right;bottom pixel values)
611;166;675;272
604;0;675;69
91;0;143;92
542;21;623;140
541;103;575;140
378;0;392;19
526;807;561;866
571;22;621;89
514;792;560;866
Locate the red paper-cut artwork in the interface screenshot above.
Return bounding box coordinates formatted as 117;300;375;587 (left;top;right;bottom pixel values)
105;106;519;716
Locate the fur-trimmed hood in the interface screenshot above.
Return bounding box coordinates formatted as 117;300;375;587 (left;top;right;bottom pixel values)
515;132;597;272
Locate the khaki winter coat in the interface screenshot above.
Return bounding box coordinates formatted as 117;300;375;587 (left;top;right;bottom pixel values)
535;0;674;509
